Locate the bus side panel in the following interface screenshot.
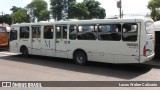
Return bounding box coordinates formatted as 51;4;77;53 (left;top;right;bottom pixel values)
67;40;115;63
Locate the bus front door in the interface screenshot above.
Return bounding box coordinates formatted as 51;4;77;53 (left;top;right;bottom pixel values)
31;26;41;55
55;25;68;58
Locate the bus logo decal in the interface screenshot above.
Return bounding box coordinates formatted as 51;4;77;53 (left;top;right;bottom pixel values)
45;40;50;48
126;43;138;49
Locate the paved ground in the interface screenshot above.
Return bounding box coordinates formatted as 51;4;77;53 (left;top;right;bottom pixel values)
0;50;160;90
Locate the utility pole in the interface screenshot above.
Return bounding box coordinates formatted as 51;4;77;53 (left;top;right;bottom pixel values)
117;0;122;19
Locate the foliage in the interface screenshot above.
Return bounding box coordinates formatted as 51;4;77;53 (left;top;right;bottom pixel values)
11;8;29;23
68;2;89;19
51;0;106;20
0;14;12;25
10;6;22;13
148;0;160;21
83;0;106;19
68;0;106;20
26;0;50;21
50;0;76;21
39;10;50;21
50;0;63;21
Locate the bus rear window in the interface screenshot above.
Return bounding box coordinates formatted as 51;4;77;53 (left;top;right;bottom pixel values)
146;22;154;34
0;27;7;33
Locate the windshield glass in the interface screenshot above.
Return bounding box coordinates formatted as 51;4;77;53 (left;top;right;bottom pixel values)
0;27;7;33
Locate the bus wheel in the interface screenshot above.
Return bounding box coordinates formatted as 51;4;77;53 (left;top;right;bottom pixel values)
21;48;29;57
74;51;87;65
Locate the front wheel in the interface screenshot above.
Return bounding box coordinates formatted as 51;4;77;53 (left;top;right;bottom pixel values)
74;51;87;65
21;48;29;57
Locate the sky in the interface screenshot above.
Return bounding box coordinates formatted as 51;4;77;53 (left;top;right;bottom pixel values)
0;0;150;18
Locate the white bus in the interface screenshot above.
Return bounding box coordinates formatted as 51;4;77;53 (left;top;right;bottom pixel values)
10;18;155;65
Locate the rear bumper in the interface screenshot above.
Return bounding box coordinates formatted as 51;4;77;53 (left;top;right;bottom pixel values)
143;53;155;64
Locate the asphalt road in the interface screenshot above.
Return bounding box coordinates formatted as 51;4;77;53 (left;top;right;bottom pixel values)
0;50;160;90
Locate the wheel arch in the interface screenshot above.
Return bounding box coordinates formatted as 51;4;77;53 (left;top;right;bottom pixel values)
73;48;88;60
20;45;28;53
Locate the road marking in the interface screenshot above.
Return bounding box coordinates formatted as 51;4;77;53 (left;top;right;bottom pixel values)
0;52;18;57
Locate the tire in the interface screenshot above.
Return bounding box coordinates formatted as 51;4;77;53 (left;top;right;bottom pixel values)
21;47;29;57
74;51;87;65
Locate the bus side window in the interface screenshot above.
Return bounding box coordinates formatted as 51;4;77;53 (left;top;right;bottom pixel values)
122;23;138;41
20;27;29;39
69;25;77;40
32;27;36;38
63;26;67;39
77;25;97;40
44;26;53;39
98;24;121;41
32;26;41;38
56;26;61;39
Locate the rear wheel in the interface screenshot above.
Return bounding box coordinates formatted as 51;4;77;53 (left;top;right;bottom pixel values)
74;51;87;65
21;47;29;57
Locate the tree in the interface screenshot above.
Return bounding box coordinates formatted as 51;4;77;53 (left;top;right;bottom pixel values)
51;0;106;20
50;0;76;21
39;10;50;21
2;14;12;25
68;2;89;19
148;0;160;21
26;0;50;22
10;6;22;13
50;0;63;21
68;0;106;19
11;8;29;23
83;0;106;19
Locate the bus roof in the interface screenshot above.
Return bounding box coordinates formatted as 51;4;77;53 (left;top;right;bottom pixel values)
11;18;153;27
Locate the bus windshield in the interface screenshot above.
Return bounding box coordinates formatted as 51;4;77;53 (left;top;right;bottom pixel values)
0;27;7;33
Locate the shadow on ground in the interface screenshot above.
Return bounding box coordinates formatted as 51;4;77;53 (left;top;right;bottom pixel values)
0;54;153;80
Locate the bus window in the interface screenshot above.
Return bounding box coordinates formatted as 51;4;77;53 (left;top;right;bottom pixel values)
56;25;67;39
44;26;53;39
63;26;67;39
98;24;121;41
69;25;77;40
37;27;41;38
20;27;29;39
10;30;17;41
0;27;6;33
77;25;97;40
122;23;138;41
56;26;61;39
32;26;41;38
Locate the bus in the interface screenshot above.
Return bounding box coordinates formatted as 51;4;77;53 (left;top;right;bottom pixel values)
0;26;9;48
10;18;155;65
